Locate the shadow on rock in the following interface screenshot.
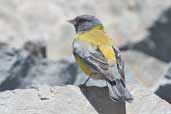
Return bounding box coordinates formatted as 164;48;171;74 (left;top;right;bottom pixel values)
0;41;79;91
79;85;126;114
155;84;171;103
120;8;171;62
0;51;35;91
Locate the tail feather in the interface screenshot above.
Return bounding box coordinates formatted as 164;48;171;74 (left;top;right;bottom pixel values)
106;79;133;103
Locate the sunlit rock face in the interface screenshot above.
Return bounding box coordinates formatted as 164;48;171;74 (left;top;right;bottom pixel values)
0;85;99;114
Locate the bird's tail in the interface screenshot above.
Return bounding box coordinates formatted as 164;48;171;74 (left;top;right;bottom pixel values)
106;79;133;103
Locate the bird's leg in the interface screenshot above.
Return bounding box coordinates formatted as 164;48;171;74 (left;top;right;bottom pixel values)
83;76;91;86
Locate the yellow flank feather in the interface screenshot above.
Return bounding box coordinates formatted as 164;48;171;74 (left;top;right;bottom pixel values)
75;55;92;76
99;45;116;62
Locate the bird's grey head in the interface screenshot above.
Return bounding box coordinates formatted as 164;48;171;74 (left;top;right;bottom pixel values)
68;15;103;33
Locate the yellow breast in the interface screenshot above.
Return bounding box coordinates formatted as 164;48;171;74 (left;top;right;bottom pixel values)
76;28;116;63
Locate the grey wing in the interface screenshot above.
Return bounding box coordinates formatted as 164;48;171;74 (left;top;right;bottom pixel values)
73;39;109;73
113;47;125;81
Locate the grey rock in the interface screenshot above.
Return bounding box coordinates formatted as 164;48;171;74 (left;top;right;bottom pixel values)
164;62;171;79
0;46;22;84
80;84;171;114
80;85;126;114
122;50;166;88
22;57;107;88
22;59;78;88
0;47;36;91
0;0;170;60
0;53;78;90
155;84;171;103
155;62;171;103
0;45;106;91
0;46;166;92
127;86;171;114
0;47;166;91
0;85;99;114
23;40;47;58
121;7;171;62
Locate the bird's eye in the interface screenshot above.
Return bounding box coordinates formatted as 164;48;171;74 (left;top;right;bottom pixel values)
76;18;88;23
79;19;86;23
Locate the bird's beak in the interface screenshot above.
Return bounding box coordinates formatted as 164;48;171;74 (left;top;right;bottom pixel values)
67;19;76;25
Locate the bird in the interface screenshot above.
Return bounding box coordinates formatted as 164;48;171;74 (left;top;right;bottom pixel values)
68;15;133;103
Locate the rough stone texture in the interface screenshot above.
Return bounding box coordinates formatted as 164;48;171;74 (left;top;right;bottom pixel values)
80;84;171;114
0;53;78;91
122;51;166;88
0;85;98;114
0;85;170;114
80;85;126;114
0;0;170;60
164;62;171;80
155;62;171;103
133;7;171;62
127;86;171;114
23;58;78;88
0;45;107;91
0;47;166;91
0;45;41;91
0;46;23;85
120;8;171;62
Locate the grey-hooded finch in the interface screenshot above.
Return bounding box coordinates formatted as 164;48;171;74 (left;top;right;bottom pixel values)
68;15;133;103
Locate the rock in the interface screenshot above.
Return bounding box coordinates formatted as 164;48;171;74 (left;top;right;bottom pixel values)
0;0;170;60
121;7;171;62
80;84;171;114
0;46;22;85
0;47;166;91
155;62;171;103
0;45;41;91
0;84;169;114
0;50;78;90
22;58;78;88
127;86;171;114
0;46;166;92
0;42;8;49
164;62;171;79
134;7;171;62
23;40;47;58
19;57;107;89
122;50;166;88
80;85;126;114
155;84;171;103
0;85;98;114
0;45;106;91
0;44;48;91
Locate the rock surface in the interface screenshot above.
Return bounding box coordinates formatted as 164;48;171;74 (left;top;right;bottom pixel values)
122;51;166;88
0;47;166;91
0;84;170;114
80;84;171;114
0;0;170;60
0;45;106;91
155;62;171;103
127;86;171;114
80;85;126;114
0;85;98;114
121;8;171;62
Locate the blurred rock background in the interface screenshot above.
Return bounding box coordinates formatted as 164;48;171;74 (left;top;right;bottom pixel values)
0;0;171;114
0;0;170;60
